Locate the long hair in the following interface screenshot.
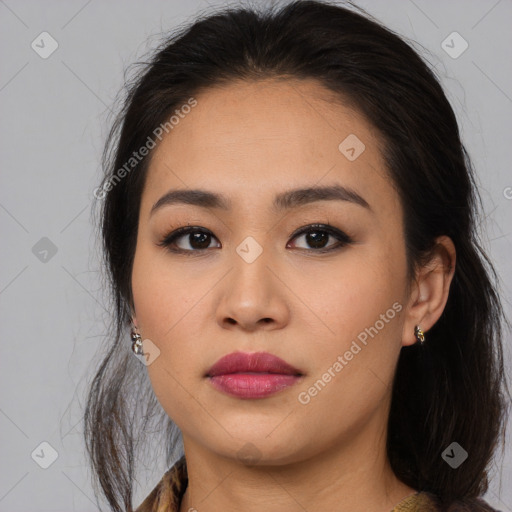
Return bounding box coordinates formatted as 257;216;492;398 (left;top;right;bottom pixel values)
84;1;510;510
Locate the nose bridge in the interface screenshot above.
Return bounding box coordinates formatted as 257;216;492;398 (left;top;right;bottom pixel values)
216;232;288;329
228;200;276;268
230;232;274;296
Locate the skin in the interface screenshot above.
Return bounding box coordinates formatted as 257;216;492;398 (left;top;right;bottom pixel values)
131;78;456;512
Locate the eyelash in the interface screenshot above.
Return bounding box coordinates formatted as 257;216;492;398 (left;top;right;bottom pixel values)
157;223;353;256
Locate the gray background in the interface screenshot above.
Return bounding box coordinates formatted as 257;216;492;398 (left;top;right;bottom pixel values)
0;0;511;510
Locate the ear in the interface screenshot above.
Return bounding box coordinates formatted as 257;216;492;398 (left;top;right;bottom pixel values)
402;235;456;346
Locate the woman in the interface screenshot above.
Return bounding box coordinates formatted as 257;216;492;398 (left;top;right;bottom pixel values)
85;1;510;511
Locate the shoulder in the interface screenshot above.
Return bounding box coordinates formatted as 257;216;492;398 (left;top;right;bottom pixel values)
135;456;188;512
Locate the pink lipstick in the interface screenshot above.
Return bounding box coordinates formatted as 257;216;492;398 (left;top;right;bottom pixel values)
206;351;304;399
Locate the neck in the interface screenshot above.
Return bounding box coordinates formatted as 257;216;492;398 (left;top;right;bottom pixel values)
178;413;416;512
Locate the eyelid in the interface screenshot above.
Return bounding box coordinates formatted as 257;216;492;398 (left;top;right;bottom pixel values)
287;222;344;240
158;225;216;249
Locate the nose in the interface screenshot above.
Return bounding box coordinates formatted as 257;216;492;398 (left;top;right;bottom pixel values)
215;247;290;332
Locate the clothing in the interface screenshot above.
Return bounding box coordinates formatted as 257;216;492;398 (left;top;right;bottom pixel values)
134;456;503;512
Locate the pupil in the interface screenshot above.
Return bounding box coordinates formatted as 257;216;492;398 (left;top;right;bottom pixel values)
191;232;210;249
307;231;328;248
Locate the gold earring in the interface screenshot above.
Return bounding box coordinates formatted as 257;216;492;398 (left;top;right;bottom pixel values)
414;325;425;344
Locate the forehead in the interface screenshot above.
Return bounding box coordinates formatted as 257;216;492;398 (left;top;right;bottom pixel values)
142;78;398;219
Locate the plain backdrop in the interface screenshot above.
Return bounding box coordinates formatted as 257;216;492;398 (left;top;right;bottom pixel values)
0;0;511;510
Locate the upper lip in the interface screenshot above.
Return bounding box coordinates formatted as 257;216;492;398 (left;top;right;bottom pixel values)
206;351;304;377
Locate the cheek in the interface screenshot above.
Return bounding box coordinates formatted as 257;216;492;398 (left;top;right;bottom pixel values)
303;250;406;393
131;249;202;418
295;255;404;422
131;241;194;335
131;244;210;379
307;251;401;338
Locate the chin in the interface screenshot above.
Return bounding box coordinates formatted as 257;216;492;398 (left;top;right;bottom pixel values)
202;428;314;467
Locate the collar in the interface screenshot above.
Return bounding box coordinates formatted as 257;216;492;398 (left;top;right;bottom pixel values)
136;458;440;512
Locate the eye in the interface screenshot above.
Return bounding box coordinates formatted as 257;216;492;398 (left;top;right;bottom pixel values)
158;226;220;253
157;223;353;255
286;223;353;252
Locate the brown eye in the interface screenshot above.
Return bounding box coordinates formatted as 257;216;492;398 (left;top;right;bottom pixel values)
158;223;352;255
290;229;333;250
287;224;353;252
159;227;220;252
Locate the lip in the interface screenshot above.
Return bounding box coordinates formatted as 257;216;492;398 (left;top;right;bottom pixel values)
206;351;304;399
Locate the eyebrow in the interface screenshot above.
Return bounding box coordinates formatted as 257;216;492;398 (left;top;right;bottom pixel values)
150;184;372;216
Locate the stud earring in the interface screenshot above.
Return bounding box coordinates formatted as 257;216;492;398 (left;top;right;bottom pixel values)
414;325;425;344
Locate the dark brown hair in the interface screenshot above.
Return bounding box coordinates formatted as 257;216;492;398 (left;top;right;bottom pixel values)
85;1;510;510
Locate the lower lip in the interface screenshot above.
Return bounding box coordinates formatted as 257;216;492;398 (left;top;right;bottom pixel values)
208;373;302;399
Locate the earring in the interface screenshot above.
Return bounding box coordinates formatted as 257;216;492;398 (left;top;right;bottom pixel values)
131;329;144;355
414;325;425;344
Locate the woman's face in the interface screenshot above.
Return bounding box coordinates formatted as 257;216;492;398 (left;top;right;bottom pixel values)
131;78;416;465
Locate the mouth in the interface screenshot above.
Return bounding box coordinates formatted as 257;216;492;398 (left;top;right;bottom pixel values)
205;351;304;399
